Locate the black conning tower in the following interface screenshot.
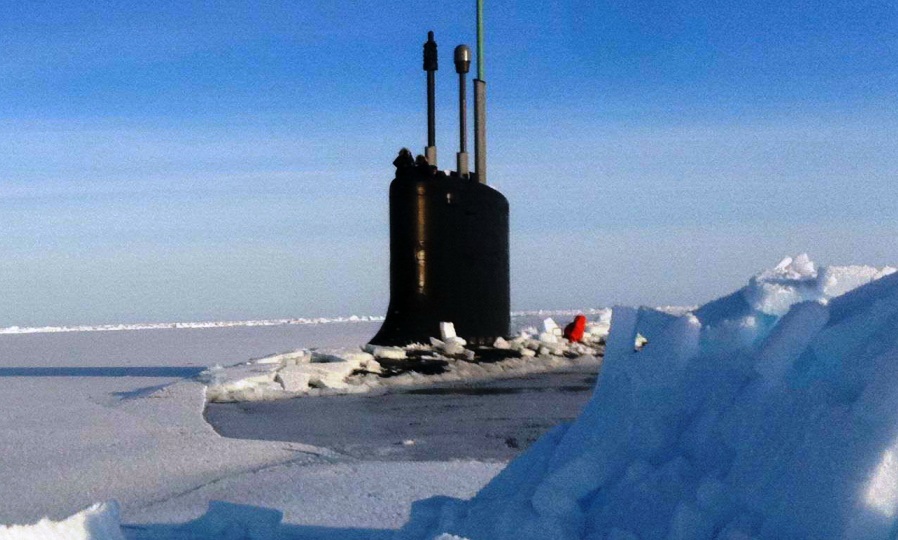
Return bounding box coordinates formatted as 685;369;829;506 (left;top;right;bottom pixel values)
370;21;509;347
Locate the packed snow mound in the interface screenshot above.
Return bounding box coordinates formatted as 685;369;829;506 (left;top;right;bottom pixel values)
398;256;898;540
698;254;895;325
744;254;895;316
0;501;124;540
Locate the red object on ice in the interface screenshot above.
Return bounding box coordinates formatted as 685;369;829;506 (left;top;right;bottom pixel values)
563;315;587;343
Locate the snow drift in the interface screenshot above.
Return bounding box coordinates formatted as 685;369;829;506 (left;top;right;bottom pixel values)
399;255;898;540
0;501;124;540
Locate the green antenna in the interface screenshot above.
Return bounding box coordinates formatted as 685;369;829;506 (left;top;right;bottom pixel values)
476;0;484;80
474;0;487;183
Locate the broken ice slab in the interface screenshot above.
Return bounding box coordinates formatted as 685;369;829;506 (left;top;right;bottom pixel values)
440;321;457;340
542;318;561;336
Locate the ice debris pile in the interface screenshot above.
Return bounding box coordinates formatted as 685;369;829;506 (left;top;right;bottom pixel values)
399;255;898;540
203;315;610;403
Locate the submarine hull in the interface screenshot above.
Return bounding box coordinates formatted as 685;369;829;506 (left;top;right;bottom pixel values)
370;167;510;346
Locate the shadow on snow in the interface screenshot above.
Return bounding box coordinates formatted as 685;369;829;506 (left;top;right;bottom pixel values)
0;367;206;378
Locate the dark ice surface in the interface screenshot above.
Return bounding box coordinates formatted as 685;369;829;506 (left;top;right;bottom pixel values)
205;366;599;461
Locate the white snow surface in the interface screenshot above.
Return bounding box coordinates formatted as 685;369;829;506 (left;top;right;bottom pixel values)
0;316;386;335
0;502;124;540
0;322;500;536
743;254;895;316
6;255;897;540
398;255;898;540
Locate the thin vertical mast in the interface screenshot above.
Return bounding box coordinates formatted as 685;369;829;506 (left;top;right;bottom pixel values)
424;31;438;167
455;45;471;177
473;0;487;184
476;0;484;81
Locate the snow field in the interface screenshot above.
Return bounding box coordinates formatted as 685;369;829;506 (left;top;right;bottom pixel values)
7;254;897;539
399;255;898;540
0;322;490;531
0;316;386;336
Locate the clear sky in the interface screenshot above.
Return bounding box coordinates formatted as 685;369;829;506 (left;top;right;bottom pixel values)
1;0;896;326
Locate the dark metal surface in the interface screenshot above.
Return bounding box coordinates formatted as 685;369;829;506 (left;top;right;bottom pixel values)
453;44;471;74
457;76;467;154
369;157;509;346
424;31;438;166
474;78;487;184
455;45;470;177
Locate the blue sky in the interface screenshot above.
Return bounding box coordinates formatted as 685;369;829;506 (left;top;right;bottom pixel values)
1;0;896;326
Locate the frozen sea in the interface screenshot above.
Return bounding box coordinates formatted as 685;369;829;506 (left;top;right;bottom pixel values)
0;315;593;534
0;321;496;530
206;367;598;462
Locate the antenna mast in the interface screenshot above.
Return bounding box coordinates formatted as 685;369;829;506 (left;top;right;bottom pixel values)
473;0;487;183
423;31;439;167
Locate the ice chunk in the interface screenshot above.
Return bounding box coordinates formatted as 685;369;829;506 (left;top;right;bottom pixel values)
440;321;457;340
302;362;357;389
584;321;611;341
442;341;466;356
446;336;468;347
604;306;638;360
396;257;898;540
754;301;828;387
493;337;511;349
274;368;312;392
253;349;309;365
366;345;407;360
821;264;897;298
0;501;125;540
360;356;382;375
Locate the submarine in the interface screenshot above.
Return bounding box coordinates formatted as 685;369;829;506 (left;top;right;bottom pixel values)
369;6;510;347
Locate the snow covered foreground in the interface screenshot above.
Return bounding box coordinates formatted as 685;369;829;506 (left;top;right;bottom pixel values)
0;502;124;540
0;321;501;538
398;255;898;540
5;254;898;540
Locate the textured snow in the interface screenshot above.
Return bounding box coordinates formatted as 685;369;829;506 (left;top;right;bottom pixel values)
0;316;385;335
399;256;898;540
0;321;499;536
0;502;124;540
5;255;896;540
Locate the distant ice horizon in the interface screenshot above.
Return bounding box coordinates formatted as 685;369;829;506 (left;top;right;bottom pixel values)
0;308;622;336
